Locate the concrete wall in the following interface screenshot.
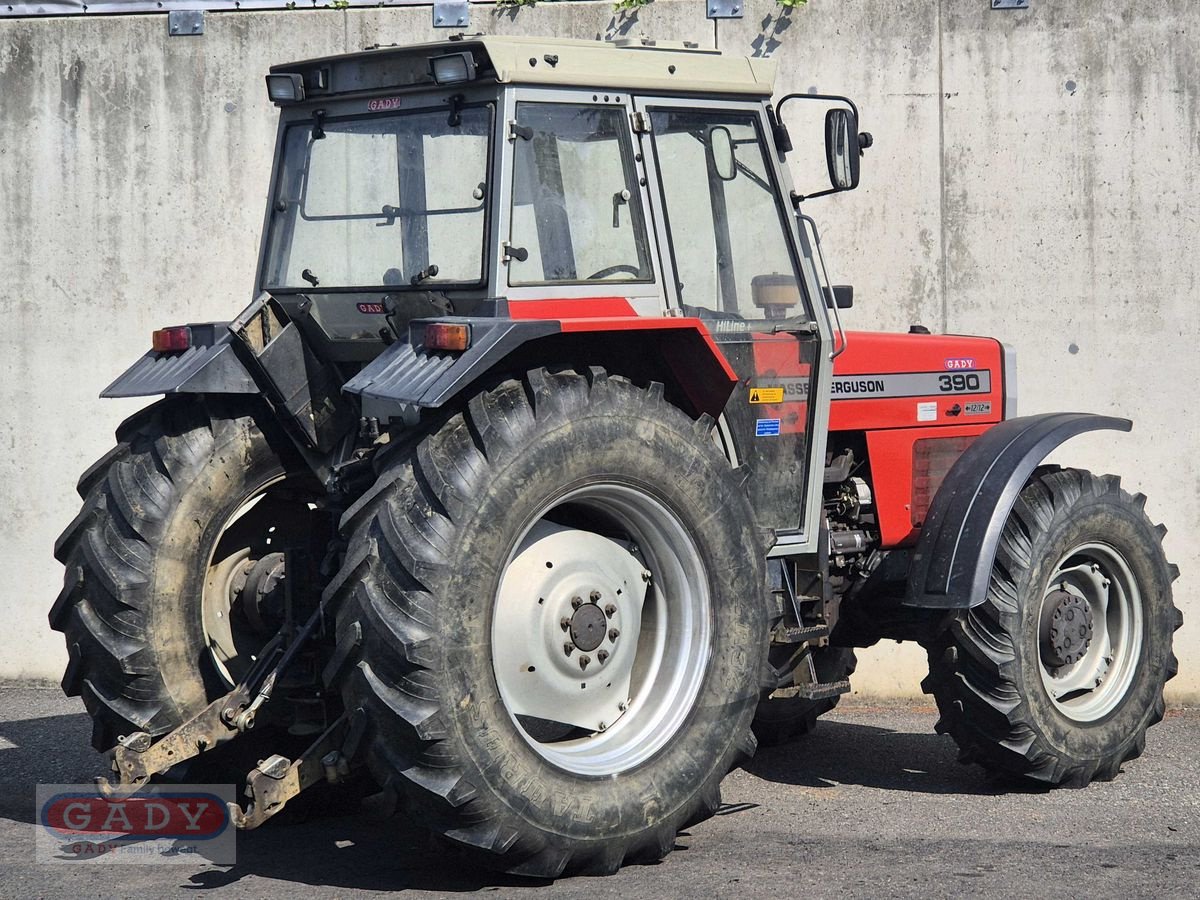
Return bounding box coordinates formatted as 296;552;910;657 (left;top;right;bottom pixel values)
1;0;1196;700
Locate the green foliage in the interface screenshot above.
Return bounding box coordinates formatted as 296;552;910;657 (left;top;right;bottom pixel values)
612;0;652;10
497;0;539;8
775;0;808;7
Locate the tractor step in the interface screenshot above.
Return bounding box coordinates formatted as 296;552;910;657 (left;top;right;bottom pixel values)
792;679;851;701
776;623;831;644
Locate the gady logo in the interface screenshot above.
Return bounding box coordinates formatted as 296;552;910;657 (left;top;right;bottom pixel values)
944;357;976;370
36;784;235;864
367;97;403;112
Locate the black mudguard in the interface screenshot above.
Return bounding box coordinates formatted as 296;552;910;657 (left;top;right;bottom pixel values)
102;297;355;455
905;412;1132;609
102;324;258;398
343;318;559;422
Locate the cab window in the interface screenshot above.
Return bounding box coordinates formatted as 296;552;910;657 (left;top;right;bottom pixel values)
508;103;653;286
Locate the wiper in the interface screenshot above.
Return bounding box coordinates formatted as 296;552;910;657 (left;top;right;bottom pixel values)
410;264;439;285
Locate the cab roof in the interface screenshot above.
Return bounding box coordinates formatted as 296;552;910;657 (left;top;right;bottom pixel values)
272;35;778;99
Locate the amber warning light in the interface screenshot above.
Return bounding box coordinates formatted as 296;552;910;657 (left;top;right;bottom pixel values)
424;323;471;352
152;326;192;353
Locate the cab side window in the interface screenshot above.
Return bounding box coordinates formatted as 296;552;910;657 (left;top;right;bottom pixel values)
648;109;803;320
508;103;653;286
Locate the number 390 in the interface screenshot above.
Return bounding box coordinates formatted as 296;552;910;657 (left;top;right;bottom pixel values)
938;373;981;392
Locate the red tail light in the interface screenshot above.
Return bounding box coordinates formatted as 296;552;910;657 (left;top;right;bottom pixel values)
152;326;192;353
912;436;976;527
424;323;471;352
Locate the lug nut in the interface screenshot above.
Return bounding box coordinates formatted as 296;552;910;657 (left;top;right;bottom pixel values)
590;590;602;602
618;701;627;712
604;604;616;618
609;628;620;641
571;596;583;609
560;617;571;631
598;722;607;731
564;642;574;657
597;650;609;663
579;655;591;671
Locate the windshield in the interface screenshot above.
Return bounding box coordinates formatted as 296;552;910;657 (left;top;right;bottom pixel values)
262;104;492;291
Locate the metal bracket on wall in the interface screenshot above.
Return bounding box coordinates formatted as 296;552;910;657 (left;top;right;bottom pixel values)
433;0;468;28
990;0;1029;9
168;9;205;36
706;0;743;19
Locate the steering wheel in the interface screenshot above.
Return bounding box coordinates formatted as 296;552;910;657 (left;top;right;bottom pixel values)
585;263;641;280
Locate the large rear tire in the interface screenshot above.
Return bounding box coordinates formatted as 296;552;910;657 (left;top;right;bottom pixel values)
328;368;769;877
51;398;321;754
922;468;1181;786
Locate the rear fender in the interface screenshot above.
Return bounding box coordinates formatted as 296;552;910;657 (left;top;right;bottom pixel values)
102;324;257;398
904;412;1132;609
343;316;739;423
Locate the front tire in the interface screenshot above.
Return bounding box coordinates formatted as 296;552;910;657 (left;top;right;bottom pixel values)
330;368;768;877
922;468;1181;786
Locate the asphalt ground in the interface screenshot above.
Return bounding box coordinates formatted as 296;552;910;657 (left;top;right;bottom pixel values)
1;683;1196;899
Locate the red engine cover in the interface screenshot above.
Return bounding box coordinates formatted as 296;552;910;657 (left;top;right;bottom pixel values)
830;331;1007;547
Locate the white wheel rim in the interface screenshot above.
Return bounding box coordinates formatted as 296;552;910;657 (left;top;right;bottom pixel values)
1037;541;1144;723
492;483;712;776
201;476;310;687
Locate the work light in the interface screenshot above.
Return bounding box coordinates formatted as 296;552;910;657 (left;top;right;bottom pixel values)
266;73;305;105
429;52;476;85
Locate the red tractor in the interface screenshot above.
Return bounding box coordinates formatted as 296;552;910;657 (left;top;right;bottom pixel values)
52;36;1180;876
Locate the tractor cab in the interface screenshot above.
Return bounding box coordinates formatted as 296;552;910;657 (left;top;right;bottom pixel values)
261;36;863;551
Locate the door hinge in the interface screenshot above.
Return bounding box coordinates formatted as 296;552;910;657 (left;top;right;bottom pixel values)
630;111;651;134
507;120;534;143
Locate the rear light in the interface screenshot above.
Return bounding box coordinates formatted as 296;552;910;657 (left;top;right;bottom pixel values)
152;326;192;353
424;323;471;352
912;436;976;527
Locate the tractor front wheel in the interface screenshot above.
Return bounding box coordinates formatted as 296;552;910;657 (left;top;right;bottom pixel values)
329;368;769;877
922;467;1181;786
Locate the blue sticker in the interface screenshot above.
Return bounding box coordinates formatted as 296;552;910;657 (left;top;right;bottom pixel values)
755;418;781;437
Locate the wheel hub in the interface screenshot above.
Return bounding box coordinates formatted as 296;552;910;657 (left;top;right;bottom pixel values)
235;552;287;634
569;602;608;652
493;521;648;734
1043;588;1094;668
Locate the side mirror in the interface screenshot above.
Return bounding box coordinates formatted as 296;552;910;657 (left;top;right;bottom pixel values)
825;109;861;191
823;284;854;310
709;126;737;181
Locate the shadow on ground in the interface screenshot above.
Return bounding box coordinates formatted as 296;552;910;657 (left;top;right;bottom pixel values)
0;705;1043;891
746;717;1047;796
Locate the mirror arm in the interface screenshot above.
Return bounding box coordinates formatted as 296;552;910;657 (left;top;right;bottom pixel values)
776;91;861;123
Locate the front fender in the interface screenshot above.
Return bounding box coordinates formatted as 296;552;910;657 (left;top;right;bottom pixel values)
904;412;1132;609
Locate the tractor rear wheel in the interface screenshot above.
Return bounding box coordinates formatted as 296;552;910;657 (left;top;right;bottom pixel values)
51;398;324;759
328;368;768;877
922;468;1181;786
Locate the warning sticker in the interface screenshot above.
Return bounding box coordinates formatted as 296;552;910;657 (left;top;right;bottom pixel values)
749;387;785;404
755;418;782;437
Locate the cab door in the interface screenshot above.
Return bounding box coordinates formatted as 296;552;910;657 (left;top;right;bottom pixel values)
633;97;833;552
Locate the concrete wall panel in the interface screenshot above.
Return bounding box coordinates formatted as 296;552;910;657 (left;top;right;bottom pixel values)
0;0;1194;700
